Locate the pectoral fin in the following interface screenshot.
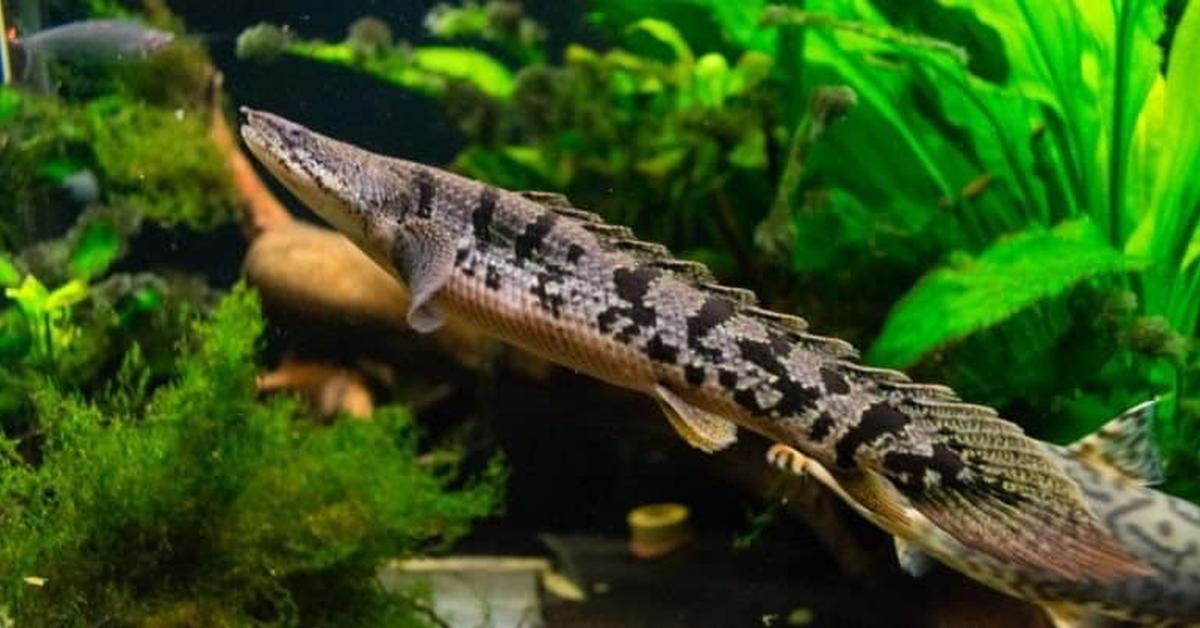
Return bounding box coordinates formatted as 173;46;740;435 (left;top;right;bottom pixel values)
391;224;456;333
766;443;808;475
654;384;737;453
894;537;934;578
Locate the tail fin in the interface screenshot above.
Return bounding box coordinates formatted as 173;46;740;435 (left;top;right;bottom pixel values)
1065;399;1163;485
871;387;1151;581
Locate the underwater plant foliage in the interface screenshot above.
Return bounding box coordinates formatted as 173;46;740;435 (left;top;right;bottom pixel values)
0;87;238;236
238;0;1200;500
0;6;507;623
0;285;505;627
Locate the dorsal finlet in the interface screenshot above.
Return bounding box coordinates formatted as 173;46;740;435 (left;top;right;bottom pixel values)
698;282;758;306
797;333;858;359
884;382;961;402
838;363;912;383
517;190;572;208
581;222;634;238
650;259;717;283
1066;399;1164;486
743;306;809;333
613;238;672;257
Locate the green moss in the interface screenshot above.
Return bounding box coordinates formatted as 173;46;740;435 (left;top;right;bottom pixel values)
0;88;238;237
0;285;504;626
84;96;237;230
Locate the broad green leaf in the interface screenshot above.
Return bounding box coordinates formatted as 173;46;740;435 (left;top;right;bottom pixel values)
44;279;89;312
1123;75;1166;235
6;275;49;320
589;0;775;53
0;256;20;288
287;42;514;99
867;219;1125;368
411;47;515;98
729;128;766;169
69;220;123;280
935;0;1166;242
37;158;85;184
625;18;694;64
690;53;731;107
1139;0;1200;328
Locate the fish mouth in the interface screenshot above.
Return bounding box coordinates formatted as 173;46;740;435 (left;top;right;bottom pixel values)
238;107;374;248
238;107;293;167
238;106;326;201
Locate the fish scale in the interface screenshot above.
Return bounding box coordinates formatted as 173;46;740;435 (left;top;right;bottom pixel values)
239;107;1150;583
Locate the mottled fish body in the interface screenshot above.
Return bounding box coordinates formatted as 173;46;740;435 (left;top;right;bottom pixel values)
770;401;1200;626
14;19;174;74
238;108;1147;583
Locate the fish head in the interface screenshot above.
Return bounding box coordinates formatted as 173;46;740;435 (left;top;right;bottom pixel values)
239;108;419;268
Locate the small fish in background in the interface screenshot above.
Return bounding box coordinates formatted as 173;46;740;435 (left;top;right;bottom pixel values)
11;18;175;81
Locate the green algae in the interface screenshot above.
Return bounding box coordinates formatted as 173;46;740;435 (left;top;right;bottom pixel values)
0;285;504;627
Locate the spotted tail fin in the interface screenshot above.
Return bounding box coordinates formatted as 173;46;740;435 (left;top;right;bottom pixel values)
1064;399;1163;486
883;393;1152;582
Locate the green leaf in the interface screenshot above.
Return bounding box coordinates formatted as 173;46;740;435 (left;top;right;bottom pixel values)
37;158;85;184
44;280;89;312
0;256;21;288
590;0;775;53
867;219;1126;368
729;128;767;169
1131;0;1200;329
287;42;515;99
625;18;694;63
690;53;731;107
411;47;515;98
68;220;123;280
6;275;49;320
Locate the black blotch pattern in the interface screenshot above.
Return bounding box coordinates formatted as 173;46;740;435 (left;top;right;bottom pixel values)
454;247;470;266
820;367;850;395
882;443;968;490
835;403;911;469
567;244;586;264
473;187;498;245
808;412;835;441
684;365;706;386
686;296;736;360
514;213;558;264
733;389;761;413
598;266;661;343
484;265;501;290
415;167;436;218
532;270;566;317
718;369;738;389
646;335;679;364
731;336;820;416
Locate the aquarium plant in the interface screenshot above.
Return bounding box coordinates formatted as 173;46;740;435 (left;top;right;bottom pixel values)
0;3;507;625
0;285;504;626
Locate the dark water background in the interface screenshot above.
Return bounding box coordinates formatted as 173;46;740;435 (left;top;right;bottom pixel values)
179;0;592;165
